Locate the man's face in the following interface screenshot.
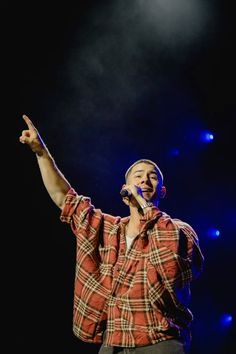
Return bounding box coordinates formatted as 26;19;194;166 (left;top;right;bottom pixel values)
126;162;161;202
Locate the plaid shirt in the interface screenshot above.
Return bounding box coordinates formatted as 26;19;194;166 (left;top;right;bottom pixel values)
60;188;204;348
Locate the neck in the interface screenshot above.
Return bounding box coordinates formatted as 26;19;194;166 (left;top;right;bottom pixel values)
129;205;141;223
126;207;141;238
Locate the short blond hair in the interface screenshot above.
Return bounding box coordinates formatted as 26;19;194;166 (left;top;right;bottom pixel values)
125;159;163;184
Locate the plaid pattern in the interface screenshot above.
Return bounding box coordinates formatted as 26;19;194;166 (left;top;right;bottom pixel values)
60;188;204;348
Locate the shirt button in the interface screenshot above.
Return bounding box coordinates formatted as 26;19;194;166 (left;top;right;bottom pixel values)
120;249;124;254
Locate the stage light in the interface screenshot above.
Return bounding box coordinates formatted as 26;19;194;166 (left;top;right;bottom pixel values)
200;131;214;143
207;228;220;238
220;314;233;327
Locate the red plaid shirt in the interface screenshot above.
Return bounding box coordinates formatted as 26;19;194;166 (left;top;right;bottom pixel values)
60;188;204;348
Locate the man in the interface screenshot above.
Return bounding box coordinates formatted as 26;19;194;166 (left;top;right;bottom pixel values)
19;114;204;354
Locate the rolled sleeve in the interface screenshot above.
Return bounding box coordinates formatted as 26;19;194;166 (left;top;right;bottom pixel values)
60;188;84;223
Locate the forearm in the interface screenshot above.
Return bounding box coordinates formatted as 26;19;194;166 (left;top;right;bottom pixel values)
36;147;71;209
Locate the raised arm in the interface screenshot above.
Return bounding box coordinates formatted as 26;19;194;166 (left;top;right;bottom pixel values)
19;114;71;209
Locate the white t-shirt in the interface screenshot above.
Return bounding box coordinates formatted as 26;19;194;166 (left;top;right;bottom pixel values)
126;235;134;251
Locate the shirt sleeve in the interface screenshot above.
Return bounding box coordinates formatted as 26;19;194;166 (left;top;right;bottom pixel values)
176;220;204;281
149;217;204;319
60;188;84;224
59;187;103;239
150;216;204;290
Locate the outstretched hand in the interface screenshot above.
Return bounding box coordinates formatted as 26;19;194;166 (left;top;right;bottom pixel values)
19;114;46;155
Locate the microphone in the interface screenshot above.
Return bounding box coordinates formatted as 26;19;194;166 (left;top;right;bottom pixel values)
120;188;131;198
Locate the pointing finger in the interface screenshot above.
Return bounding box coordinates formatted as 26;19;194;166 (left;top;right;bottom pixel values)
22;114;36;130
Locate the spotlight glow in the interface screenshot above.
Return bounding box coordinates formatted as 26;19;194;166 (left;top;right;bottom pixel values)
207;228;220;238
220;314;233;327
200;131;214;143
169;148;180;157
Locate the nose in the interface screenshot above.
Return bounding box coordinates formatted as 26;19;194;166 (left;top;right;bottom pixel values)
141;174;151;185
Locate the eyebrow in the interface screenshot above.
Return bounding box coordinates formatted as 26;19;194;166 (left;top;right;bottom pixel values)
133;169;157;175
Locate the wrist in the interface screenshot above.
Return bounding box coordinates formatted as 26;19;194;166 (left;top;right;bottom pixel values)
35;146;50;158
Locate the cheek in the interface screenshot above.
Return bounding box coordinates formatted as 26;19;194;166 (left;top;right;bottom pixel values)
152;181;158;188
152;184;159;195
129;178;139;185
156;185;163;197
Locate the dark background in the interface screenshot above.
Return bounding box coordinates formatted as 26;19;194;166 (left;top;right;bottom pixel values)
3;1;235;353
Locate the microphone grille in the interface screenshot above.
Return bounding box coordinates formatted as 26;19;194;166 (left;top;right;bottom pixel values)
120;189;129;197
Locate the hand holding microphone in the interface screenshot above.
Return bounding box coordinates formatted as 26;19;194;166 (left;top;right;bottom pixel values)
120;184;141;198
120;184;153;211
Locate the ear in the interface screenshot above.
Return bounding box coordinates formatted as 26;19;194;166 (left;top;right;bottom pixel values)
159;185;166;199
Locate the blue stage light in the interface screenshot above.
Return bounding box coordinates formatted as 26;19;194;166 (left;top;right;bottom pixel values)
220;314;233;327
207;228;220;238
200;131;214;143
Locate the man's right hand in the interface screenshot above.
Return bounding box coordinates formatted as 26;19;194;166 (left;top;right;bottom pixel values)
19;114;71;209
19;114;46;156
